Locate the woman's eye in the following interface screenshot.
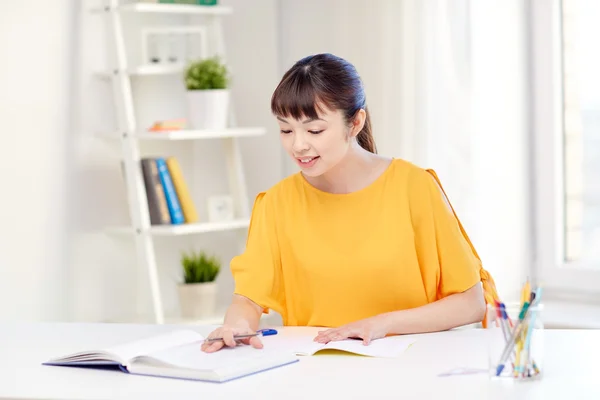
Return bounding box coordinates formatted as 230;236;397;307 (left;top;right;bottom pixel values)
309;130;324;135
280;130;292;134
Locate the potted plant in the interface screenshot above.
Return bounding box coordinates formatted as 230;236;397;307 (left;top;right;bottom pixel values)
177;250;221;319
184;56;230;130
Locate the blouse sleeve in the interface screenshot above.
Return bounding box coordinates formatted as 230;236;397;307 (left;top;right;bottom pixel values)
409;168;498;304
230;192;285;315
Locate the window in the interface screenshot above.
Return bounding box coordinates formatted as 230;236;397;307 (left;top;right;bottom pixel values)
531;0;600;296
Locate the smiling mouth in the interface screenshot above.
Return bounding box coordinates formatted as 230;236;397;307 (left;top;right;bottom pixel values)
297;156;319;164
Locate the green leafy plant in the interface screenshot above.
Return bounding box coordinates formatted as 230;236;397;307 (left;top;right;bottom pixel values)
181;250;221;284
184;56;229;90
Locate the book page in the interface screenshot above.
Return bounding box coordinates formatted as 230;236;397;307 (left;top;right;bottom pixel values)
321;335;416;358
136;341;291;371
260;327;325;356
104;330;204;362
261;334;324;356
259;327;415;358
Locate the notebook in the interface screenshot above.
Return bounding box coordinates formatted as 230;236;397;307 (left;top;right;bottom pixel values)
42;330;298;383
262;326;416;358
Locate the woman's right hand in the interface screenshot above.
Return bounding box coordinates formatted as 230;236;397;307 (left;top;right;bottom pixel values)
201;321;264;353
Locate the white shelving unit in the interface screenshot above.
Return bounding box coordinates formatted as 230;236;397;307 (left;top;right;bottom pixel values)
97;127;266;141
95;0;260;325
106;218;251;236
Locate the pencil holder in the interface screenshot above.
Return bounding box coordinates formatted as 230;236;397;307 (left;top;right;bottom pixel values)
486;302;544;380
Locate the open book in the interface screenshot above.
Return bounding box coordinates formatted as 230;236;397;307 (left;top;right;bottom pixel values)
43;327;416;382
262;327;416;358
43;330;298;383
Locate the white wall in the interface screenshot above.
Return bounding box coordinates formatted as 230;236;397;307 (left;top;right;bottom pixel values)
0;0;282;323
0;0;73;321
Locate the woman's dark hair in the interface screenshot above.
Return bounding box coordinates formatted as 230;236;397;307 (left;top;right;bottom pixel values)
270;53;377;154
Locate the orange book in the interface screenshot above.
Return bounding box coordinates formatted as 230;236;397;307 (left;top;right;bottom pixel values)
148;119;186;132
165;157;199;223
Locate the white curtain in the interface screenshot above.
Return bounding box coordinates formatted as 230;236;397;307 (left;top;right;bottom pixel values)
277;0;530;301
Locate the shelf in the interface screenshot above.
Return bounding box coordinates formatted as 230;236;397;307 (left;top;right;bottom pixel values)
130;63;186;76
119;3;233;15
98;127;266;141
107;218;250;236
93;3;233;15
95;63;185;78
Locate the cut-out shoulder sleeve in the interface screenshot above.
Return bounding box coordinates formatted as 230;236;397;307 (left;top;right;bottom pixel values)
409;168;499;305
230;192;285;315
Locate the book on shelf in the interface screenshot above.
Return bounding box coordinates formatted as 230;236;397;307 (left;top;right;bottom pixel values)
140;156;199;226
165;157;199;223
141;158;171;225
155;157;185;224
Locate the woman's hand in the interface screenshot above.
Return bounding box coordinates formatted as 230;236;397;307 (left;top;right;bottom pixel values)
314;314;390;345
201;320;263;353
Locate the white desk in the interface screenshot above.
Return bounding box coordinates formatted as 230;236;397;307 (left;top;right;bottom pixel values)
1;322;599;400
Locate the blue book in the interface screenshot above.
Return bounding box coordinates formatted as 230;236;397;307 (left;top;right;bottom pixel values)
155;157;185;224
42;329;298;383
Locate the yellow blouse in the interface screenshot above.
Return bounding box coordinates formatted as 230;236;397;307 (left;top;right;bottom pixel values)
230;158;498;327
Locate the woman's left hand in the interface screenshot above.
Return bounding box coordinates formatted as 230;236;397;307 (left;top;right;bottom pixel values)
314;315;389;345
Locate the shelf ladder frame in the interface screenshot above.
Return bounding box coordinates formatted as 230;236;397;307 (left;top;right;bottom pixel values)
105;0;164;324
100;0;252;324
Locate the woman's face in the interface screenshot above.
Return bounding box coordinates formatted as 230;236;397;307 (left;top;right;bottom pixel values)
277;105;354;178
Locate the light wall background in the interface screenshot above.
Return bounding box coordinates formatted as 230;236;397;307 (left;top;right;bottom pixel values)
0;0;531;323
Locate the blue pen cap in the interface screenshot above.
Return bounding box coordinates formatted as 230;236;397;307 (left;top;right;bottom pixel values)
258;329;278;336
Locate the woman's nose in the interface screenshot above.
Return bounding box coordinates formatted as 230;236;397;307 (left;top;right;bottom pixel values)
292;133;310;153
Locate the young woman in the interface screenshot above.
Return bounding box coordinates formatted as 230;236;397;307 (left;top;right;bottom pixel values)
202;53;499;353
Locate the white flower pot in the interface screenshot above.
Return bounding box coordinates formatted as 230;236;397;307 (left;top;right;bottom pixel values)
186;89;230;130
177;281;218;320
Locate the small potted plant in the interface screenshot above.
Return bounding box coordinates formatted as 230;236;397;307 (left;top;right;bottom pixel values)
177;250;221;319
184;56;230;130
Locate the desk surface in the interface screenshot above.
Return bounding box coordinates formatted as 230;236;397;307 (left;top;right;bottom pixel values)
1;322;599;400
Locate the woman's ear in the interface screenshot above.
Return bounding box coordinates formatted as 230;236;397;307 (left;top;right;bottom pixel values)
349;109;366;138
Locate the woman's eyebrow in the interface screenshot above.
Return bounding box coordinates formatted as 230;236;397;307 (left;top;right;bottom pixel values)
302;117;326;124
276;116;326;123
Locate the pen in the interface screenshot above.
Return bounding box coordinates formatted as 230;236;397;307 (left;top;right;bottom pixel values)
522;287;543;375
498;303;516;363
495;301;510;343
205;328;278;343
495;301;530;376
514;279;531;376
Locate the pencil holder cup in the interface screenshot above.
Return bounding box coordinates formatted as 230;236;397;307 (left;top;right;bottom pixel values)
486;302;544;380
